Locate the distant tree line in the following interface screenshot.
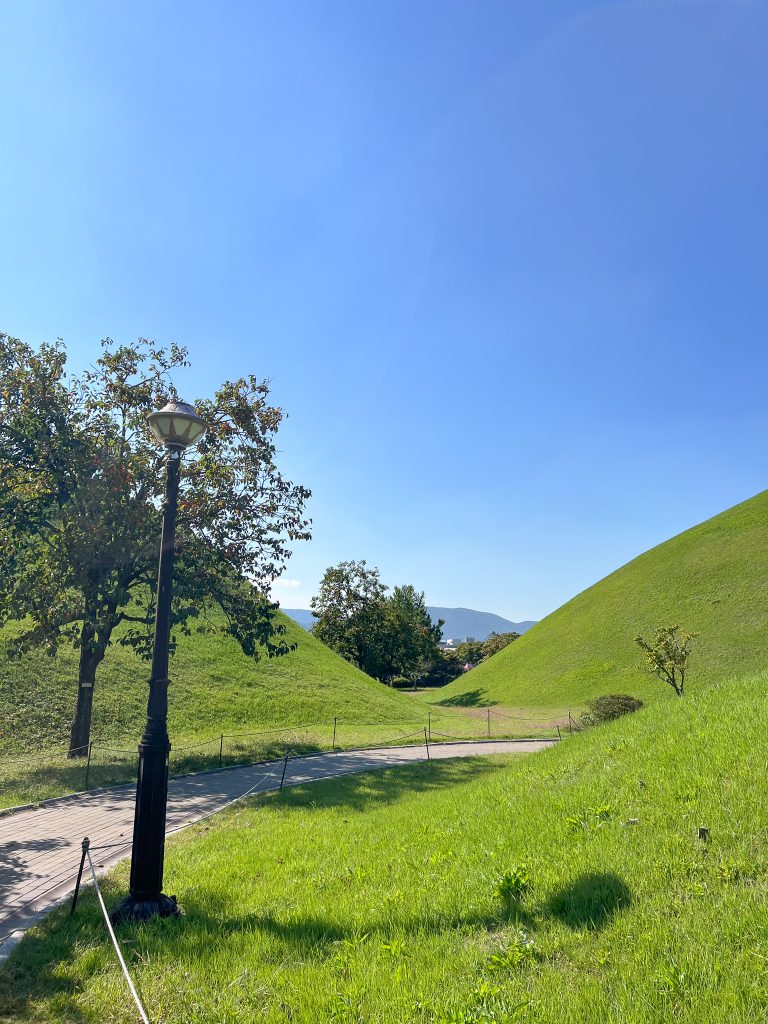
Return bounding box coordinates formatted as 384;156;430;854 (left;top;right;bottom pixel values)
446;632;520;669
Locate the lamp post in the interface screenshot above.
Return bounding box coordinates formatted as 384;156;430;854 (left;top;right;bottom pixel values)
112;401;207;922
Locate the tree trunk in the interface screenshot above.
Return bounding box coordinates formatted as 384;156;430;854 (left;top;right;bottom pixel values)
68;620;105;758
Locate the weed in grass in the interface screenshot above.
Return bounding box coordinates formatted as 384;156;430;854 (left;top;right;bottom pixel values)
564;803;614;833
493;866;532;914
438;982;533;1023
486;931;537;971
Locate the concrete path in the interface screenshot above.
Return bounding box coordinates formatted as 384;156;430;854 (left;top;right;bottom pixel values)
0;738;554;961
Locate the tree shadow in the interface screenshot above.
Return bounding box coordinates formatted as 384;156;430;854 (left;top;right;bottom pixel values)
433;690;494;709
265;756;510;814
0;876;513;1020
0;904;101;1023
543;872;632;930
0;836;70;903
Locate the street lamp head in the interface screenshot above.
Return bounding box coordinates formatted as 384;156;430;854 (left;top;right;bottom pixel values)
147;401;207;450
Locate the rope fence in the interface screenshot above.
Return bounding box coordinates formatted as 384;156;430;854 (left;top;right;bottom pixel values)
83;842;151;1024
64;758;292;1021
1;706;564;801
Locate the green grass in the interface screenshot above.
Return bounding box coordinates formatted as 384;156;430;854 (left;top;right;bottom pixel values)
3;670;767;1022
0;616;557;809
433;489;768;709
0;611;415;755
0;611;423;808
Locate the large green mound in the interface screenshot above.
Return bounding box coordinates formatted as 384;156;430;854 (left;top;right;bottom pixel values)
0;610;413;753
4;671;765;1022
434;490;768;709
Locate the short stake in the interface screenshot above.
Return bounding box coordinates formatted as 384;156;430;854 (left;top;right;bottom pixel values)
84;742;93;790
70;837;90;915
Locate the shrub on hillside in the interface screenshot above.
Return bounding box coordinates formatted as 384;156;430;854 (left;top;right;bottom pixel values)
580;694;644;727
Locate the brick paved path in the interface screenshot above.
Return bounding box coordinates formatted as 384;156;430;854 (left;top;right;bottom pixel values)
0;738;555;961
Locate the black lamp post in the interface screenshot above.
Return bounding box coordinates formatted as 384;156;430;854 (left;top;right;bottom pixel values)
112;401;207;923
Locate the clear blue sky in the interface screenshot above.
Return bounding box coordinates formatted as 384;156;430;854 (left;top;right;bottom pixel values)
2;1;767;622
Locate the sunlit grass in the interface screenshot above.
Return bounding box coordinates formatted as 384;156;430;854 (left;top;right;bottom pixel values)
435;490;768;709
3;670;766;1022
0;712;558;810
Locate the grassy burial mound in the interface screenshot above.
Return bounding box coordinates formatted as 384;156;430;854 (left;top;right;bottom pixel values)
0;612;421;807
0;611;416;755
3;670;766;1022
433;490;768;710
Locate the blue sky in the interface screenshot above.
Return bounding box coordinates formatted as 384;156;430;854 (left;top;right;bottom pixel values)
2;1;767;621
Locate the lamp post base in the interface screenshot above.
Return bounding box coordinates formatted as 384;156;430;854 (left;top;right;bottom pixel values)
110;892;181;924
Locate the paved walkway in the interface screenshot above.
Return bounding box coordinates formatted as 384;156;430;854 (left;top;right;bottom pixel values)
0;738;554;960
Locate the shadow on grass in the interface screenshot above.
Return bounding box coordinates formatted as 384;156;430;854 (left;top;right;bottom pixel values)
264;756;510;814
1;861;633;1019
0;900;107;1023
0;741;328;809
432;689;494;709
0;888;508;1021
544;872;632;930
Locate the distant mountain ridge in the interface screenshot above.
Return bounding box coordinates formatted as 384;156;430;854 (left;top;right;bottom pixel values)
427;607;536;642
281;606;536;641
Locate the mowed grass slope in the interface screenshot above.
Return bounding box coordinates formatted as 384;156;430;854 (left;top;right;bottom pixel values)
434;490;768;709
0;611;413;754
3;671;767;1023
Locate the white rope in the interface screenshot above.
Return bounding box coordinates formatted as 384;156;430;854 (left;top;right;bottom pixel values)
165;765;280;835
85;850;151;1024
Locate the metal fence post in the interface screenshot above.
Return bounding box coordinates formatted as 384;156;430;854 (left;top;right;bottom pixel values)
332;717;337;749
424;728;430;760
280;752;289;790
487;708;491;739
70;837;90;915
557;725;562;741
84;742;93;790
219;734;224;768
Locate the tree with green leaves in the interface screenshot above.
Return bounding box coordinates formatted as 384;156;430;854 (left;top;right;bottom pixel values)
310;564;443;684
635;625;698;697
0;334;311;756
381;584;443;684
482;631;520;659
453;639;485;667
310;560;389;678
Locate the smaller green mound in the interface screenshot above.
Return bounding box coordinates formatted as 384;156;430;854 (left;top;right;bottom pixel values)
3;671;766;1023
0;611;413;753
434;490;768;709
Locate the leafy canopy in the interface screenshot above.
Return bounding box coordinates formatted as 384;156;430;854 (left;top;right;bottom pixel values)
635;625;698;697
310;561;442;683
0;334;311;749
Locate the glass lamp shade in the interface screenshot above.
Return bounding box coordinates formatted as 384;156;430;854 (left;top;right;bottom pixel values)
147;401;207;449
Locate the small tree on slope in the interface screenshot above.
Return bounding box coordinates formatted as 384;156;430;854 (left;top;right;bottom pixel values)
0;335;311;756
635;625;698;697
